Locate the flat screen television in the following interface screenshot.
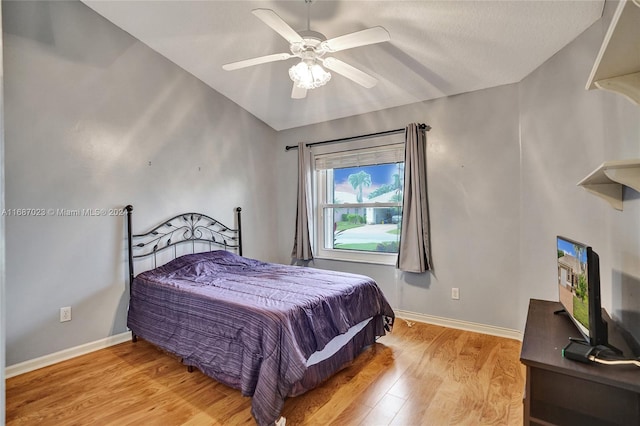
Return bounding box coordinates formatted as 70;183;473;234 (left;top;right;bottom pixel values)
556;236;610;348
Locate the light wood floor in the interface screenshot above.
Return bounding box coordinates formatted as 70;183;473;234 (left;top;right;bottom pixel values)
6;320;525;425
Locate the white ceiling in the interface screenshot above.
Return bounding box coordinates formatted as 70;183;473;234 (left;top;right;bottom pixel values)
82;1;604;131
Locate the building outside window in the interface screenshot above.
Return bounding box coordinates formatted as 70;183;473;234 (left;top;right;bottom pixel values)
314;141;404;265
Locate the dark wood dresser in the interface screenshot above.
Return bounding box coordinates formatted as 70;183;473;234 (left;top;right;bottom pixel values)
520;299;640;425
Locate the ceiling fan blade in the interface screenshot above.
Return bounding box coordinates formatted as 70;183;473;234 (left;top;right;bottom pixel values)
291;83;307;99
252;9;304;44
222;53;293;71
322;26;390;52
322;57;378;88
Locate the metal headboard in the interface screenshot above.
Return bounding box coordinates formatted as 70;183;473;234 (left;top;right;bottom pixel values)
125;205;242;290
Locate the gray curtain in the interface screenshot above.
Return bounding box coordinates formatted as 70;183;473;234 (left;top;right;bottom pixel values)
397;123;431;272
292;142;314;261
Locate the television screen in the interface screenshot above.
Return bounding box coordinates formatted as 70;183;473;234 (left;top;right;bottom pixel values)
557;236;591;339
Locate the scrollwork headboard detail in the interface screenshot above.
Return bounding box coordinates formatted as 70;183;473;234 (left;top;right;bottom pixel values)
125;205;242;290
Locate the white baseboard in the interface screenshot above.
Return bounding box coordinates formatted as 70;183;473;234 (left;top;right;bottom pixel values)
6;313;521;378
395;310;523;341
5;331;132;378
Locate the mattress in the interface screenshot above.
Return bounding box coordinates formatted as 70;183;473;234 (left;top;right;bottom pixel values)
127;250;394;425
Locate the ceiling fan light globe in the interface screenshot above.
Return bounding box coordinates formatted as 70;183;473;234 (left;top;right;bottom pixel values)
310;63;331;87
289;61;331;90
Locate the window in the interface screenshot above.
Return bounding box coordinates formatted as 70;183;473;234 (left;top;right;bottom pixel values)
314;142;404;265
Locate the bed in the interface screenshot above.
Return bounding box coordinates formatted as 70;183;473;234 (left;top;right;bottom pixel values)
125;205;394;425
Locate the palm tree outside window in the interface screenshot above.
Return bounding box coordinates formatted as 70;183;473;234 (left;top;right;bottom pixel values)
314;142;405;265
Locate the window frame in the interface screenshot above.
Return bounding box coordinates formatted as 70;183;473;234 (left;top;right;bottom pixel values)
311;134;405;265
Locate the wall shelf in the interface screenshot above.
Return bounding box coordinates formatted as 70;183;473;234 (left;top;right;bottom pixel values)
586;0;640;105
577;159;640;210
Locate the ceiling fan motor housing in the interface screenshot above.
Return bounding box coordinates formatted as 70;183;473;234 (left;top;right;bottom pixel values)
291;30;328;58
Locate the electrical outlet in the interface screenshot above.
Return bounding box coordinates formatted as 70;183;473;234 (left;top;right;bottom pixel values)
451;288;460;300
60;306;72;322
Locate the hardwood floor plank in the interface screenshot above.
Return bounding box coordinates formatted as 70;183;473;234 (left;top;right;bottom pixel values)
358;393;407;425
6;321;524;425
344;345;412;409
388;376;443;426
328;401;372;426
479;340;526;425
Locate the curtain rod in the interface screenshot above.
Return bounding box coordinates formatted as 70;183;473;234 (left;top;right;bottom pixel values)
284;123;431;151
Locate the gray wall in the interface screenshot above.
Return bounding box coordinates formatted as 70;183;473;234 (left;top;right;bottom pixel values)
275;0;640;341
518;0;640;340
1;1;6;421
3;0;278;365
276;84;523;331
276;84;522;331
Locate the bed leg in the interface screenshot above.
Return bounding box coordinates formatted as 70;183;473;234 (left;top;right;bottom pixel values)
180;358;195;373
131;332;137;343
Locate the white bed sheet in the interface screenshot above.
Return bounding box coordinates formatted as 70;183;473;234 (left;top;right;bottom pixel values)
305;317;373;367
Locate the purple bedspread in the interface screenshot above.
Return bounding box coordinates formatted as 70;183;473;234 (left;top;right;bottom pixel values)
127;250;394;425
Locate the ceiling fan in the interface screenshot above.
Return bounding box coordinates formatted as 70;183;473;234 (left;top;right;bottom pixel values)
222;3;390;99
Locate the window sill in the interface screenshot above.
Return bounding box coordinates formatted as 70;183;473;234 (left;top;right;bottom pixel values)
314;249;398;266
